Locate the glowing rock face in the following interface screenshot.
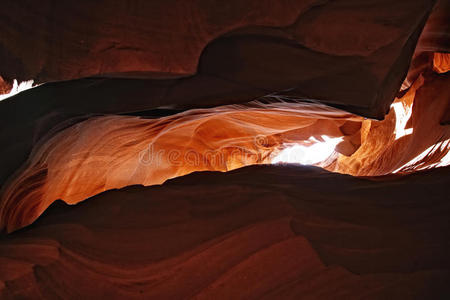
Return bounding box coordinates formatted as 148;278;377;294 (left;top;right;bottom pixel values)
433;53;450;73
1;51;449;232
0;8;448;233
1;64;448;232
0;103;360;232
331;71;450;177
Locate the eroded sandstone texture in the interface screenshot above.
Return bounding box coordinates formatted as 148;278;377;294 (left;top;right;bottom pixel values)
0;0;449;299
0;0;442;118
1;55;448;233
1;166;449;298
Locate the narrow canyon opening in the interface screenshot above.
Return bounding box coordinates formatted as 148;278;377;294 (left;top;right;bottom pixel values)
1;54;448;232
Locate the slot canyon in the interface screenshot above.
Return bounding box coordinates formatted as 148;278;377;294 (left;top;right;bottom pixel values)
0;0;449;298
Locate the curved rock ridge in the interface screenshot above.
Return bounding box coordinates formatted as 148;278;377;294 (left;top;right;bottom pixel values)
0;165;449;299
1;57;448;232
331;70;450;175
0;0;433;82
0;0;440;120
0;101;361;232
0;0;447;195
0;0;316;80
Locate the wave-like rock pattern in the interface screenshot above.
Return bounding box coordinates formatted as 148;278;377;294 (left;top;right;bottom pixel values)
0;101;360;232
332;70;450;175
1;61;448;232
1;165;449;299
0;0;433;82
0;1;449;298
0;0;447;193
0;0;440;119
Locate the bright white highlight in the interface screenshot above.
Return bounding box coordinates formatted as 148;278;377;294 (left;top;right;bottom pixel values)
391;102;413;140
0;79;35;101
272;135;343;165
393;139;450;173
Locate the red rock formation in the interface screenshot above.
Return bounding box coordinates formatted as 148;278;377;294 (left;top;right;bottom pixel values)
332;70;450;175
1;56;448;232
0;0;439;118
0;166;449;298
0;102;362;232
0;0;449;298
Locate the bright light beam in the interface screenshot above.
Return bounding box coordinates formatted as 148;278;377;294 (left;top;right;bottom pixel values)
391;102;413;140
0;79;35;101
272;135;343;165
393;139;450;173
